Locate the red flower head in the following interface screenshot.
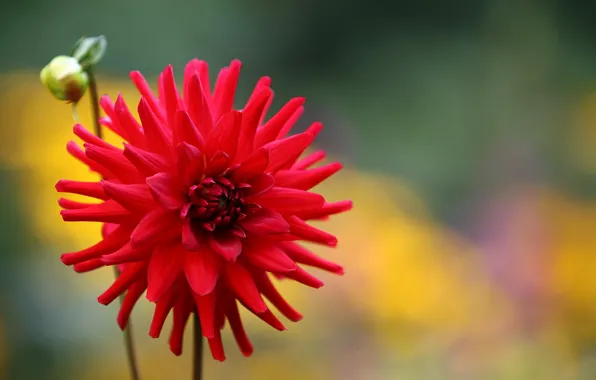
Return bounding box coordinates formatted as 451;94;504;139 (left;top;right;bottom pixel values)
56;59;352;361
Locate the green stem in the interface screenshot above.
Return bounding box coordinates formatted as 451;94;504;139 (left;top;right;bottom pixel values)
88;70;142;380
193;312;203;380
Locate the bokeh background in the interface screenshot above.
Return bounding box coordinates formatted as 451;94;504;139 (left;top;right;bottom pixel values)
2;0;596;379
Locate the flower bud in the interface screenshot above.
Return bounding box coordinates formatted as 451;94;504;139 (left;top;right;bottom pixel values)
40;55;89;103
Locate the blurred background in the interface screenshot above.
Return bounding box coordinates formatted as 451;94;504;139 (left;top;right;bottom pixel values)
2;0;596;378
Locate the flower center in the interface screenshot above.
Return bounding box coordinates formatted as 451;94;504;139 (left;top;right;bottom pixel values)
183;176;248;231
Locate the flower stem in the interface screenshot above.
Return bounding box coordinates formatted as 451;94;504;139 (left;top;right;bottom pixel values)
88;69;142;380
193;312;204;380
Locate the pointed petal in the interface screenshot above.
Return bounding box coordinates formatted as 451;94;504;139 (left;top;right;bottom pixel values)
98;262;147;305
264;132;314;173
238;208;289;236
60;200;131;223
60;224;131;265
255;97;305;147
236;87;273;161
223;262;267;313
117;279;147;329
138;97;173;158
247;173;275;196
209;232;242;261
253;270;302;321
123;143;169;177
130;209;182;248
169;294;193;355
205;111;242;160
147;245;184;302
162;65;185;128
185;249;220;296
146;172;184;210
287;215;337;247
56;180;108;200
225;299;253;356
102;181;156;212
274;162;343;190
130;71;166;122
292;150;326;170
231;147;268;182
192;292;216;339
247;187;324;215
280;241;343;274
176;142;206;188
245;243;297;273
174;110;205;149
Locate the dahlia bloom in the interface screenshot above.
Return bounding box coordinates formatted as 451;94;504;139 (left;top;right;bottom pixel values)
56;59;351;360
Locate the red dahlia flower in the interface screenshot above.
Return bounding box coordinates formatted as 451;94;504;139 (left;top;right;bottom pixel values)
56;59;352;361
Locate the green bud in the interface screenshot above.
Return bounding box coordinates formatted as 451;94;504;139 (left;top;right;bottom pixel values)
71;35;107;69
40;55;89;103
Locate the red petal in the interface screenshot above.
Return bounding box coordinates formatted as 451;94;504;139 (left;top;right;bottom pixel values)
117;279;147;329
204;151;230;177
216;60;241;119
66;141;113;179
264;132;314;173
283;266;324;288
73;258;104;273
287;215;337;247
60;200;131;223
207;331;226;361
176;142;206;189
98;262;147;305
292;150;326;170
247;187;324;215
101;243;152;265
193;292;216;339
294;200;353;220
58;197;91;210
185;249;220;296
85;144;143;183
60;224;131;265
280;241;343;274
138;97;173;158
253;270;302;321
173;110;205;150
123;143;169;177
238;208;289;236
247;173;275;196
244;243;297;273
169;294;193;355
130;71;166;122
212;67;229;115
114;94;145;148
223;262;267;313
73;124;118;151
276;106;304;140
209;232;242;261
186;73;213;136
225;299;253;357
146;172;184;210
205;110;242;160
56;180;108;200
274;162;343;190
149;289;177;338
255;97;305;147
231;147;268;182
130;209;181;249
102;181;156;212
162;65;185;128
147;245;184;302
236;87;273;161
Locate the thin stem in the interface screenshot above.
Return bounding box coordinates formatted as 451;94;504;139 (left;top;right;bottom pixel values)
193;312;204;380
88;70;141;380
87;69;102;139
